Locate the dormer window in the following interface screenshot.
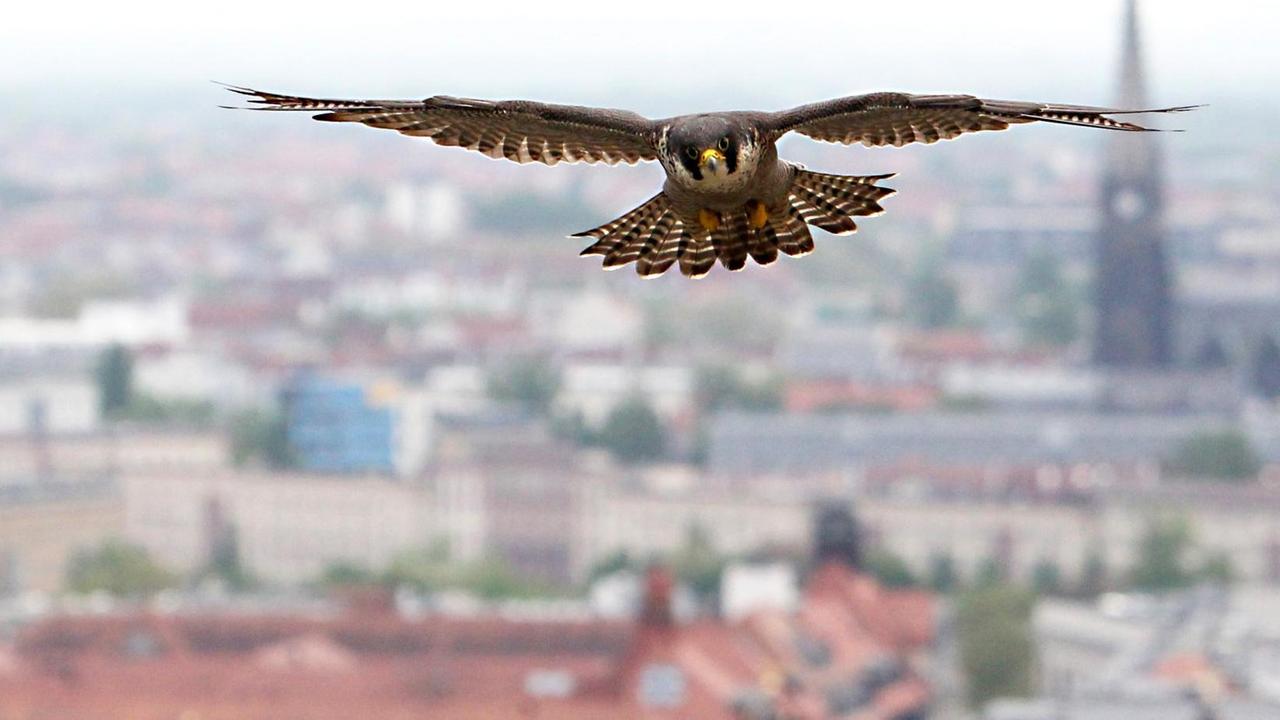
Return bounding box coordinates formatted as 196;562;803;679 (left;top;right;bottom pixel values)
638;663;686;708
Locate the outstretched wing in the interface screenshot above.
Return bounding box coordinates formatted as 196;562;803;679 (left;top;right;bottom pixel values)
765;92;1199;147
223;85;660;165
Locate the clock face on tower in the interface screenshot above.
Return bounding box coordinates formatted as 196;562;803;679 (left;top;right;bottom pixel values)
1113;188;1147;221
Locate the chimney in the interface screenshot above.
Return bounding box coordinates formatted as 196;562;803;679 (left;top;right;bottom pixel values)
812;501;862;570
640;566;675;628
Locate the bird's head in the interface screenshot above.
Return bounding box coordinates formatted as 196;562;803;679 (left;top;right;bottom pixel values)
663;116;759;187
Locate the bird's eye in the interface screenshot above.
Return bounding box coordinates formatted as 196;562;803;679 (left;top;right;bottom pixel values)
717;136;731;151
685;146;699;159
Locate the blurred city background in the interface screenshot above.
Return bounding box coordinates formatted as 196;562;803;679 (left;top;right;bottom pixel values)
2;1;1279;718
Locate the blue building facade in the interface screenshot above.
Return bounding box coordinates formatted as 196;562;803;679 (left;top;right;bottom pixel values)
282;374;395;474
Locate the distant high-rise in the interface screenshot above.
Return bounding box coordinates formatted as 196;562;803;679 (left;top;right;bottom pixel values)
1093;0;1175;368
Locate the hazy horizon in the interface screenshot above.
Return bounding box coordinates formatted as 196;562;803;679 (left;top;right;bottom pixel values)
4;0;1271;117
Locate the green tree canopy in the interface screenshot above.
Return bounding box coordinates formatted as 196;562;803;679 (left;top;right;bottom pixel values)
974;557;1006;588
673;524;727;602
204;525;257;592
927;552;959;593
317;561;380;589
1169;430;1262;482
1014;250;1081;347
1031;558;1062;596
487;356;561;416
66;540;176;598
1198;551;1236;586
586;550;638;584
864;548;919;589
907;255;961;329
1129;516;1196;593
956;585;1037;709
119;394;216;428
383;544;552;600
229;408;294;469
1078;549;1108;598
695;365;783;414
96;344;134;418
599;395;666;464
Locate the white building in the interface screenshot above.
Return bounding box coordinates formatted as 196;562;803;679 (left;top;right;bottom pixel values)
557;364;693;426
0;374;97;436
124;471;433;585
133;350;257;407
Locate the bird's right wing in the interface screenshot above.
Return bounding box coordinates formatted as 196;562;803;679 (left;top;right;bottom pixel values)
222;85;660;165
764;92;1199;147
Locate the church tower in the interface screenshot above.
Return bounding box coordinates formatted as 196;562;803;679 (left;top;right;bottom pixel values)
1092;0;1174;368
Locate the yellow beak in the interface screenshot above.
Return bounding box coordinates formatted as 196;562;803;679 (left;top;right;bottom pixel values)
700;148;725;171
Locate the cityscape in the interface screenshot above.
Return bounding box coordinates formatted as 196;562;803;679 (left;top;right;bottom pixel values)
3;1;1280;718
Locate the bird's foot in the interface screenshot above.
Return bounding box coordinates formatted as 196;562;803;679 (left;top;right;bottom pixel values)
746;200;769;229
698;208;721;232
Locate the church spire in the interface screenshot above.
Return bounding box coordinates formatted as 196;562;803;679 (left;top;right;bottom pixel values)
1092;0;1174;369
1118;0;1148;109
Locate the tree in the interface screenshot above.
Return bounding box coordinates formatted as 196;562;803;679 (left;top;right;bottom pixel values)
974;557;1006;588
550;410;597;447
1198;551;1236;586
1078;549;1108;598
229;408;294;469
599;396;666;464
928;552;959;593
383;542;452;592
205;525;256;592
865;548;919;589
1031;559;1062;596
587;550;637;584
318;562;380;589
454;558;546;600
383;543;552;600
695;365;783;414
487;356;561;416
119;394;216;428
1129;516;1195;593
1169;431;1261;482
66;540;176;598
956;585;1037;709
1014;250;1080;347
907;256;960;329
96;344;133;418
673;524;726;602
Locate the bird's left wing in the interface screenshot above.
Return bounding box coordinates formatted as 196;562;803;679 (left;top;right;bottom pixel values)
223;85;660;165
764;92;1199;147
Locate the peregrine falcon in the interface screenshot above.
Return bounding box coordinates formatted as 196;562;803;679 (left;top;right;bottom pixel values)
224;85;1194;279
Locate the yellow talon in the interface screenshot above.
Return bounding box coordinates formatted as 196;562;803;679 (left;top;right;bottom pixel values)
747;200;769;229
698;208;721;232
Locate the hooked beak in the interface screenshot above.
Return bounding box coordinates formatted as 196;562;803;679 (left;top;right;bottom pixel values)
700;148;725;174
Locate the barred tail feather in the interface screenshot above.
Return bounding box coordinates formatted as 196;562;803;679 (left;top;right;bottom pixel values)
679;233;717;279
636;220;686;278
573;169;895;278
776;202;815;257
713;212;750;272
748;224;780;267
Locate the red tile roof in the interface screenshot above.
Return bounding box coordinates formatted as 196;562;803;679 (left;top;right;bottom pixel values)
1;564;934;719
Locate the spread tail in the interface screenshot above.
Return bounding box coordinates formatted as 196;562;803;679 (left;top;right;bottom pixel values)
574;169;895;278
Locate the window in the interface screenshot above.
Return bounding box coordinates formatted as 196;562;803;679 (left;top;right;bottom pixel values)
524;669;576;698
638;663;686;708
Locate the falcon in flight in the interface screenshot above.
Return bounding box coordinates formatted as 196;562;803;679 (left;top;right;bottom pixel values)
225;85;1194;279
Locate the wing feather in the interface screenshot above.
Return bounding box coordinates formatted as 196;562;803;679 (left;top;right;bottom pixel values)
222;85;659;166
766;92;1199;147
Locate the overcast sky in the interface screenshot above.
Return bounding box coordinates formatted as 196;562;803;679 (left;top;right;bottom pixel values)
1;0;1269;113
